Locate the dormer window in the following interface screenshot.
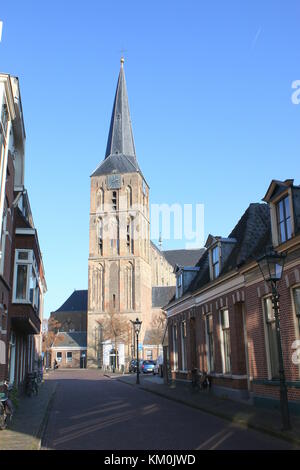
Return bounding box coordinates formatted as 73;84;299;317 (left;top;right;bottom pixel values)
277;196;292;243
176;271;183;299
263;179;297;247
212;245;220;279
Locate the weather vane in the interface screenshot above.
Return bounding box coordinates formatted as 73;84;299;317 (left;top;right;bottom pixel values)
119;48;127;65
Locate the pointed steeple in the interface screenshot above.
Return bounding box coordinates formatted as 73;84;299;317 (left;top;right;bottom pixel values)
92;59;141;177
105;57;136;159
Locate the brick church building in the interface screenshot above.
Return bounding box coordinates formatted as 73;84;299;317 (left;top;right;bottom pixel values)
87;58;204;369
50;59;203;370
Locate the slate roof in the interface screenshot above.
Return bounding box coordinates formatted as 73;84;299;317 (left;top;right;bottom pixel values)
55;290;88;313
187;203;271;295
92;60;142;177
162;248;205;269
152;286;176;308
52;331;87;348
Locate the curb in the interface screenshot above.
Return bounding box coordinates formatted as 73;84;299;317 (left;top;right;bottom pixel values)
37;382;58;450
116;377;300;448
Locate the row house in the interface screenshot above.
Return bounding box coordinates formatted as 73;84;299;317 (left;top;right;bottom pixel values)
0;73;46;389
166;179;300;414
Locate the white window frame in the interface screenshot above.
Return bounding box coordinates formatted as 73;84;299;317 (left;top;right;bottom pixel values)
12;249;42;312
205;313;214;373
56;351;62;363
66;351;73;363
270;189;295;247
209;244;221;280
262;295;280;381
290;284;300;378
219;308;231;374
172;324;178;371
180;321;187;371
0;202;8;275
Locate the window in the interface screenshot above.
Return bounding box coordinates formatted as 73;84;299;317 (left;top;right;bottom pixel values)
56;352;62;362
181;321;187;371
126;217;134;254
212;246;220;279
292;287;300;334
112;191;118;211
0;201;8;275
16;264;28;300
277;196;292;243
206;314;214;372
126;186;132;209
263;297;280;379
97;188;104;212
66;352;72;363
98;218;103;255
146;350;152;360
125;263;134;310
109;216;119;255
220;309;231;373
13;250;42;313
172;324;178;371
176;272;183;298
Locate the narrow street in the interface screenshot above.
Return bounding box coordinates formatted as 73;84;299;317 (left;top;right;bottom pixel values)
41;370;297;450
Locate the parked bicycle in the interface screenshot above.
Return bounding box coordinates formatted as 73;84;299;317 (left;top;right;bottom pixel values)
25;372;38;397
0;380;14;430
191;369;211;391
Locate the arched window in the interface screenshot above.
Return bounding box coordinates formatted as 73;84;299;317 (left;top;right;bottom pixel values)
112;191;118;211
97;264;104;311
126;186;132;209
91;264;104;311
109;216;119;255
125;262;134;310
126;217;134;254
98;218;103;256
96;188;104;212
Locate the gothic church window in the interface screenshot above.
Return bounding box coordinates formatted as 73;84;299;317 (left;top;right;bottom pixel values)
112;191;118;211
126;186;132;209
126;217;134;254
110;216;119;255
97;188;104;211
98;218;103;256
125;262;134;311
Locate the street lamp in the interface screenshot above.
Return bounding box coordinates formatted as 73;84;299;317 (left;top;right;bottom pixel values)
256;248;291;431
131;318;142;384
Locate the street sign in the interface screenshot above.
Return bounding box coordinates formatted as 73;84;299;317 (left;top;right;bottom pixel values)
138;344;143;351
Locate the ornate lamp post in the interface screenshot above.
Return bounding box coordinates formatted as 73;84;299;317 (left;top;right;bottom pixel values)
131;318;142;384
256;248;291;431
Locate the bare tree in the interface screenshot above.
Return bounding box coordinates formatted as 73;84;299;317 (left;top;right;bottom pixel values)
42;317;64;367
146;311;167;346
96;312;132;369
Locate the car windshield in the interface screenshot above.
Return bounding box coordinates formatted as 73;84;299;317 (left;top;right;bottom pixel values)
144;361;155;365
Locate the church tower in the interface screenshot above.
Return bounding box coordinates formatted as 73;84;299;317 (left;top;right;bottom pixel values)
87;59;152;368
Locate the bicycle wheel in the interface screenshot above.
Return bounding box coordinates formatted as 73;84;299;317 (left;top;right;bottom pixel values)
0;412;7;430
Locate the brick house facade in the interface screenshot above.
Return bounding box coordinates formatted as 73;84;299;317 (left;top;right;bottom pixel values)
0;74;46;389
166;179;300;414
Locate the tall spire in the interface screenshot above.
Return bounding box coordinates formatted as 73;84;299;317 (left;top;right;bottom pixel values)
105;57;136;160
91;59;142;177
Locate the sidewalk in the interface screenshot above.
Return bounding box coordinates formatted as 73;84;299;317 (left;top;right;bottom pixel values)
115;374;300;447
0;377;57;450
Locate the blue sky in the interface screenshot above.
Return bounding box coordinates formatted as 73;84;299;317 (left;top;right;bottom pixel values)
1;1;300;317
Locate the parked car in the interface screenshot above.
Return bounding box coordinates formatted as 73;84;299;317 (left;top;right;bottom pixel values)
129;359;138;373
140;360;156;374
